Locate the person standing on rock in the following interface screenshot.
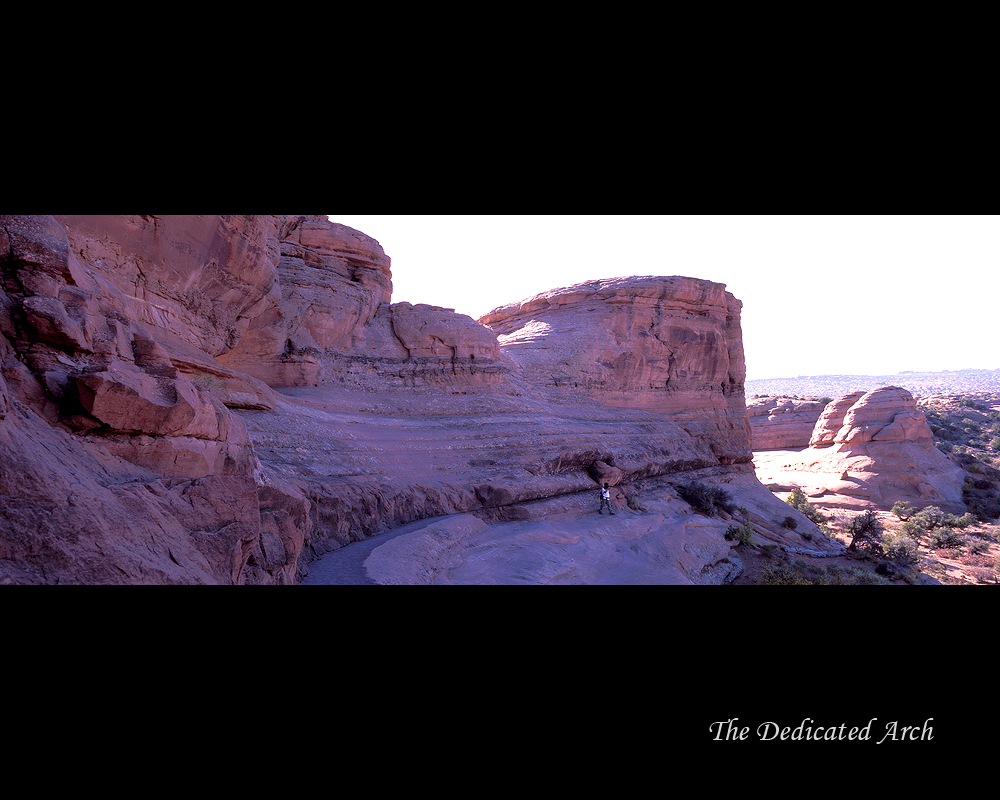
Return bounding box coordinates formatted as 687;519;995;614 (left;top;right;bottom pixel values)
599;482;615;515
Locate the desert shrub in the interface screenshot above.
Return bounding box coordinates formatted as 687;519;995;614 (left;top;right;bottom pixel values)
761;561;890;585
929;528;963;549
959;397;988;410
676;481;737;518
968;538;990;555
891;501;918;520
965;494;1000;522
725;523;755;546
883;532;921;567
785;488;826;524
847;510;884;556
760;564;814;585
781;516;798;530
970;567;996;584
902;506;977;538
825;565;891;585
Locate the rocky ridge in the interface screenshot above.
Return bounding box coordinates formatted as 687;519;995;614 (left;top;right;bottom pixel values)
1;215;841;584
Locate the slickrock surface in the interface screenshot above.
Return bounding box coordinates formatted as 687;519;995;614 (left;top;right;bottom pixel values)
2;215;842;584
748;396;826;450
755;387;966;513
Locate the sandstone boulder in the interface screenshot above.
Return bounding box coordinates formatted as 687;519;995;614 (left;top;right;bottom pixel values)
809;391;865;447
756;387;966;513
0;378;306;584
388;302;499;360
589;460;624;487
68;365;255;477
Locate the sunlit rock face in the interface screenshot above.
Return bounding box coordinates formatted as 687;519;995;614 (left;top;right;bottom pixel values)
748;396;827;451
480;275;751;466
757;387;966;513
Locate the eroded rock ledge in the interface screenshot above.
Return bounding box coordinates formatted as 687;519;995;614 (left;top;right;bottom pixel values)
1;216;838;584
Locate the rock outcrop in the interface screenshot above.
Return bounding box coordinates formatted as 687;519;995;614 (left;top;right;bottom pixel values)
748;396;827;450
1;215;841;585
755;387;966;513
480;276;751;466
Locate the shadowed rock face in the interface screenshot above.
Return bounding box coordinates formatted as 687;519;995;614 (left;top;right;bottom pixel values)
1;216;833;584
53;214;280;357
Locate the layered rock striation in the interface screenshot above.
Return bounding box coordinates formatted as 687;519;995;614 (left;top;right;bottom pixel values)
1;215;839;584
480;276;751;467
748;396;827;450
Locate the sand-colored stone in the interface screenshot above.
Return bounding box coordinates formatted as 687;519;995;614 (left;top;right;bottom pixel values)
748;396;826;450
756;387;966;513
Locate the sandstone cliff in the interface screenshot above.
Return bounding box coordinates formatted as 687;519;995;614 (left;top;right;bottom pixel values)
480;276;751;466
1;215;840;584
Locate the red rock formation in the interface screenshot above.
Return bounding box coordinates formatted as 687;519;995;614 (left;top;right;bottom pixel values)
748;396;827;450
1;214;299;583
809;392;866;447
53;214;280;357
1;216;838;584
480;276;751;466
756;387;966;513
216;218;502;389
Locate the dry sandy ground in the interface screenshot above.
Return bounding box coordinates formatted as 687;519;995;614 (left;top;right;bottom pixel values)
751;450;1000;585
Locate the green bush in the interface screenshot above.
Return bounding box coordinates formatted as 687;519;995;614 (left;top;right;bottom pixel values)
902;506;977;538
781;516;798;530
929;528;963;549
959;397;988;410
785;488;826;524
725;523;755;546
760;561;891;586
883;533;920;567
825;565;892;585
891;501;918;520
760;564;813;585
969;538;991;555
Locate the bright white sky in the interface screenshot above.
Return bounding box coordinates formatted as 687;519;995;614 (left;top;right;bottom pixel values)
326;215;999;381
